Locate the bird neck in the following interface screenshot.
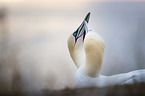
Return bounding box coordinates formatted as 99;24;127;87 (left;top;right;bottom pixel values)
83;47;104;77
73;36;85;68
82;32;105;77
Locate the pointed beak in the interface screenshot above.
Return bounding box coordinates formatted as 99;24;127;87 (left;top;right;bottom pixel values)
73;12;90;43
84;12;90;23
78;12;90;35
77;12;90;32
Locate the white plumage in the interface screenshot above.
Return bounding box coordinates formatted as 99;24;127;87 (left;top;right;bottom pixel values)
67;12;145;88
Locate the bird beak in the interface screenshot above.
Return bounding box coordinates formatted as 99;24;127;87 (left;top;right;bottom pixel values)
77;12;90;32
74;12;90;42
84;12;90;23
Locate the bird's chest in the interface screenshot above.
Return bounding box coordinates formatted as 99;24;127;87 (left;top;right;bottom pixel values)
74;69;95;88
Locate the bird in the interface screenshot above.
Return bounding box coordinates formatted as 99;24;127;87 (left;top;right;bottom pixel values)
67;12;145;88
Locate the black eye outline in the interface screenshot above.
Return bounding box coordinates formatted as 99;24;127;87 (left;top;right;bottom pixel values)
72;26;86;44
73;31;78;43
73;31;77;37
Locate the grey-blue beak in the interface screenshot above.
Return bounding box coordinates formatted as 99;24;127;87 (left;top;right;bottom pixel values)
73;12;90;43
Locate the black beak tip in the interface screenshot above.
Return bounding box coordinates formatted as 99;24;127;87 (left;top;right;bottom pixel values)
84;12;91;23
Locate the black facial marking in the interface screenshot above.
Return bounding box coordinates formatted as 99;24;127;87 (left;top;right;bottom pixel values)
73;27;86;43
73;31;77;37
73;31;78;43
83;30;86;41
77;27;84;38
72;12;90;44
78;23;84;37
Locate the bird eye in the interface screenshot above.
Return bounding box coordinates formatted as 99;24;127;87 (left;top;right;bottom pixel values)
73;31;77;37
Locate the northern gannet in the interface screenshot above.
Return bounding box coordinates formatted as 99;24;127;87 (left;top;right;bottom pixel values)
67;12;145;88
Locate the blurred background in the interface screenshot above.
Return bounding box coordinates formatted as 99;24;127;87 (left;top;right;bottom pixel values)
0;0;145;93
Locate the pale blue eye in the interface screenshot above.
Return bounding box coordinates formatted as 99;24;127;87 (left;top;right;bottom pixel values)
73;31;77;37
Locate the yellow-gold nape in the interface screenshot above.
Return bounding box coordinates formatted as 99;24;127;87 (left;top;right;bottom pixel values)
68;12;145;88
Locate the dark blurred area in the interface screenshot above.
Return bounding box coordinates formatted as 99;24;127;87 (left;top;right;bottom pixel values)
44;83;145;96
0;83;145;96
0;8;22;93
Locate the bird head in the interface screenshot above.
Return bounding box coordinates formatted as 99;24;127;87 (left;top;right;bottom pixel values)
73;12;90;44
67;12;90;68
